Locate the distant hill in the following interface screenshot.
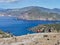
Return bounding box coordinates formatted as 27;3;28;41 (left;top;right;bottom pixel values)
0;6;60;20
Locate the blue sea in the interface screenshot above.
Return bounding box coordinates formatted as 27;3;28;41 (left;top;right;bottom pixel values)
0;16;60;36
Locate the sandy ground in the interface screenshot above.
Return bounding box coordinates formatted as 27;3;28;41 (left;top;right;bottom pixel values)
0;33;60;45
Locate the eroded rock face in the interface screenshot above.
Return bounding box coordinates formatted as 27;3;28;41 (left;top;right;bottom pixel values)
0;33;60;45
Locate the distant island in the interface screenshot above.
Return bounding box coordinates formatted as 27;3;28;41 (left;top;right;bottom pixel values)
0;6;60;20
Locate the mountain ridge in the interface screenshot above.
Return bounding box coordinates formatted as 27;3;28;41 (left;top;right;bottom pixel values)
0;6;60;20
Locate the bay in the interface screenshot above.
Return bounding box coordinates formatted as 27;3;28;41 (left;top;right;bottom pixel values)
0;16;60;36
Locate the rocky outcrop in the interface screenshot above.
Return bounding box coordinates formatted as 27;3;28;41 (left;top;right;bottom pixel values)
29;24;60;33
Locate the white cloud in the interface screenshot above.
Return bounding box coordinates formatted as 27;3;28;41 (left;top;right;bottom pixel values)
0;0;19;3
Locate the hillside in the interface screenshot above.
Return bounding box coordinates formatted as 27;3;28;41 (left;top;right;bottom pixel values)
0;6;60;20
29;24;60;33
0;33;60;45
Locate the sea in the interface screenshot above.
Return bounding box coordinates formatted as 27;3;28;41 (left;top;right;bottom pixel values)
0;16;60;36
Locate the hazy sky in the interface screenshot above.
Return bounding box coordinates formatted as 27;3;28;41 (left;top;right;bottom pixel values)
0;0;60;9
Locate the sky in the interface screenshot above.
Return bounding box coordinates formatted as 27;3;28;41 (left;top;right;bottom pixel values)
0;0;60;9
